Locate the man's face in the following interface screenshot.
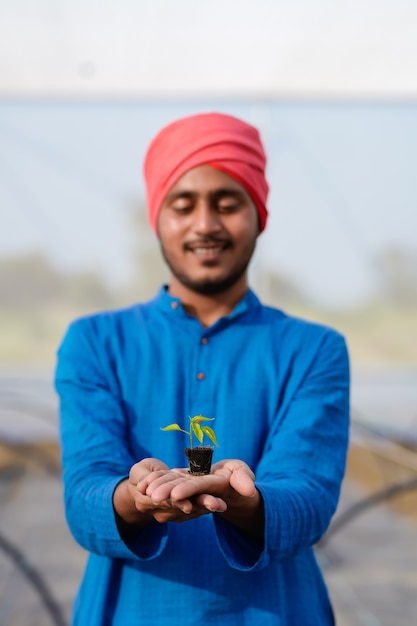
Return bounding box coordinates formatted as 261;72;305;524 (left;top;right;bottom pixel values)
157;164;260;296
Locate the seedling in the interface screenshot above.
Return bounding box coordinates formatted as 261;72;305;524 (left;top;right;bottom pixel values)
161;414;219;448
161;414;219;475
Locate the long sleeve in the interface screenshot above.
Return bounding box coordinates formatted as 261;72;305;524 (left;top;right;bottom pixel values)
55;318;168;560
214;329;350;571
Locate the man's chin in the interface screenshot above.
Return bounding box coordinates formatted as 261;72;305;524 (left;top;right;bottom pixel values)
183;278;232;296
174;271;243;296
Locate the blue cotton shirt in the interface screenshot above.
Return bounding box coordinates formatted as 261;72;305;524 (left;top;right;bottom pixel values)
55;287;350;626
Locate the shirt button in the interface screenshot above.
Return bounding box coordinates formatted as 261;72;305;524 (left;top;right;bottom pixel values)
201;337;208;345
171;301;178;310
197;372;205;381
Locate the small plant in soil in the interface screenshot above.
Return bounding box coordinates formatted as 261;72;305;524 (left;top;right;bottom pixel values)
161;414;219;475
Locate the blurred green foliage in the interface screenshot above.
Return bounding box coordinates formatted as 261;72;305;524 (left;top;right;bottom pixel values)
0;238;416;366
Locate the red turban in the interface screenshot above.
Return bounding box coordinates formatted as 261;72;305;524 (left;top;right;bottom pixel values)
143;112;269;232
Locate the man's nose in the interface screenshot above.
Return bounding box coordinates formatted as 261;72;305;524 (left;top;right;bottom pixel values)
193;202;221;233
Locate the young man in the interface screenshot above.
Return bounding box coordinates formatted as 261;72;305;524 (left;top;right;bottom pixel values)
55;112;350;625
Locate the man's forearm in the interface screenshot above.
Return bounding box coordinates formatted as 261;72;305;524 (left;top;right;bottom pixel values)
218;488;265;545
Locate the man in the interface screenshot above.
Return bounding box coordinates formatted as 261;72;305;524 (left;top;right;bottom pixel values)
55;112;350;625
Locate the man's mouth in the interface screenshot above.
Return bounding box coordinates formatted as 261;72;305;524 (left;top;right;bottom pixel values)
185;241;230;257
192;246;224;257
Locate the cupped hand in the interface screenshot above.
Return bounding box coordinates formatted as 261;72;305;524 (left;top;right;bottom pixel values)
145;459;257;509
117;458;226;525
115;457;262;535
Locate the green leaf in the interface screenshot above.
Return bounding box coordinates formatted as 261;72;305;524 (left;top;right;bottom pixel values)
201;426;219;446
160;424;188;434
191;414;215;424
191;422;204;443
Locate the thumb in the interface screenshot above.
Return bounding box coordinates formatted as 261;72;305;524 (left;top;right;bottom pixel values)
214;460;257;497
130;457;169;483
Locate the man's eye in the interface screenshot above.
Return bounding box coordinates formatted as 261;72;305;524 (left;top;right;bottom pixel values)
218;201;239;212
171;201;193;213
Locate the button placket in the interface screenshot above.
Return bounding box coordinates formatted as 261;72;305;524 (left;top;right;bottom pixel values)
196;334;209;381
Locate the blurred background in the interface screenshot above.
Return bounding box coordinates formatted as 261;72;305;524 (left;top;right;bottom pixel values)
0;1;416;624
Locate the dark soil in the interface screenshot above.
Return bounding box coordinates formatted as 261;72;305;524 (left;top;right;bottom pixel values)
184;446;213;475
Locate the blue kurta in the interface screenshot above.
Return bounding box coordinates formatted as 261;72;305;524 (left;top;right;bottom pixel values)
55;287;350;625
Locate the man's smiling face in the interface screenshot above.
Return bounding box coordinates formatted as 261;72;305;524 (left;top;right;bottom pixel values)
157;164;260;297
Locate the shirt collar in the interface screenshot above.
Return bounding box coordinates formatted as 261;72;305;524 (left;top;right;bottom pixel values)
153;285;261;324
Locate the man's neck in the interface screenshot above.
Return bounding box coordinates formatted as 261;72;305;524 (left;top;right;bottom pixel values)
168;279;248;328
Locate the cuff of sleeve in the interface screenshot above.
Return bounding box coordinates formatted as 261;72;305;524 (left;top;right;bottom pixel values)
118;519;169;560
213;481;289;571
80;476;169;560
213;513;268;572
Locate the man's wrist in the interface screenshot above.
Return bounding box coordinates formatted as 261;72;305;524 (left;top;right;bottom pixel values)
218;488;265;544
113;478;152;528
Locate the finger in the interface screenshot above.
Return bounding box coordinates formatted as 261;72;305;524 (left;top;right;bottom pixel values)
146;474;195;501
134;491;193;517
229;467;257;497
140;469;179;491
168;474;228;502
136;469;169;487
170;498;194;514
145;468;189;492
130;458;169;483
212;460;256;497
212;459;255;480
194;493;228;513
145;458;171;472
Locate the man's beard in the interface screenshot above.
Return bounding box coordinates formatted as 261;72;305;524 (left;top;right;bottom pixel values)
159;240;256;296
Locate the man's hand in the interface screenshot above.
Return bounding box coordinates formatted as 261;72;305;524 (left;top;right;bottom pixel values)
144;459;264;541
114;458;264;543
113;458;227;528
